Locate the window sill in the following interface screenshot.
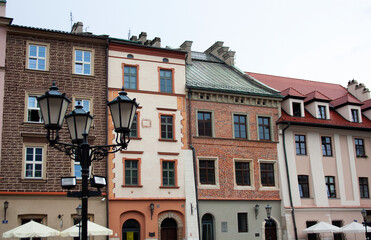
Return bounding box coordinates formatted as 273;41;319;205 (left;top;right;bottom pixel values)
72;73;94;77
130;137;142;140
25;68;49;73
21;179;47;183
23;122;44;126
160;186;179;189
158;139;177;142
121;185;143;188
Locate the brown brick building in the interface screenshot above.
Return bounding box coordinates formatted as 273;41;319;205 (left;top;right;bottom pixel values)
0;21;108;235
183;41;283;240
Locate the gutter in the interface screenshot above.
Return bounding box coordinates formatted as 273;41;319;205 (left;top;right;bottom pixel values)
279;120;371;132
188;89;201;238
281;123;298;240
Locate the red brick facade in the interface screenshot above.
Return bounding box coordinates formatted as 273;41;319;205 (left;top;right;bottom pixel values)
0;27;107;193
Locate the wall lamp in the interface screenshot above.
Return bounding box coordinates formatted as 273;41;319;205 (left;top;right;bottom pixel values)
255;204;259;219
150;203;155;220
3;201;8;224
265;204;272;220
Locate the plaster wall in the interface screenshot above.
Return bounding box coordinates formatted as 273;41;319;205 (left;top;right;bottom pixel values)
306;102;330;119
282;99;305;117
336;105;362;122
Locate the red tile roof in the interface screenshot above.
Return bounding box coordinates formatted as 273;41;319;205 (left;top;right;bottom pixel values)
330;93;363;108
281;87;306;98
247;72;348;100
304;90;331;103
362;99;371;111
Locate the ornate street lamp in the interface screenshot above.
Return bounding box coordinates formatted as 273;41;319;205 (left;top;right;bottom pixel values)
265;204;272;219
37;83;138;240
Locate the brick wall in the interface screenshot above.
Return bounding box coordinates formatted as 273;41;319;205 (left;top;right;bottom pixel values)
188;98;280;200
0;30;107;192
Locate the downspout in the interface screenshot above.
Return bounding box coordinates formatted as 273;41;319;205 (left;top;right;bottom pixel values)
282;122;298;240
105;37;110;238
188;89;201;237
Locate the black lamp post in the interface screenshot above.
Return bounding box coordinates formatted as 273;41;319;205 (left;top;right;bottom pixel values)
37;83;138;240
362;209;369;240
76;204;82;240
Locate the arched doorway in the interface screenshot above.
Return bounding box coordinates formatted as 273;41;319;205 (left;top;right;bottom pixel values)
122;219;140;240
265;219;277;240
201;214;214;240
161;218;177;240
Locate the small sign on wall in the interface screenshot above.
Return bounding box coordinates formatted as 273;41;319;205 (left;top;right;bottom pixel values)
221;221;228;232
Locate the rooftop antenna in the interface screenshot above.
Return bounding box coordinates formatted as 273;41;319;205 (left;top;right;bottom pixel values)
128;28;131;40
70;12;73;30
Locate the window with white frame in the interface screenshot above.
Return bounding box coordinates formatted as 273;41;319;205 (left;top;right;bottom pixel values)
27;43;48;71
27;95;43;123
74;49;93;75
25;146;44;179
75;99;90;112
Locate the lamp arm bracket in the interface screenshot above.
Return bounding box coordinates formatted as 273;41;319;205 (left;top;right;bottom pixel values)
52;142;80;161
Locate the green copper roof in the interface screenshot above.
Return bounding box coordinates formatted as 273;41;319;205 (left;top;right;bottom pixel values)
186;52;282;98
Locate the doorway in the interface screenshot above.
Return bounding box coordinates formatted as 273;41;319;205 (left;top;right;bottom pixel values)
160;218;177;240
122;219;140;240
265;219;277;240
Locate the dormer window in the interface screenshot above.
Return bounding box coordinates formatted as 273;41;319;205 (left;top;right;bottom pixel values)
351;109;359;123
318;105;327;119
293;102;301;117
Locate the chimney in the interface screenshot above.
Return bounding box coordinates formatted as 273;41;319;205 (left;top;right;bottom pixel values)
180;41;193;65
130;35;138;41
71;22;83;34
138;32;147;44
204;41;224;58
223;51;235;66
151;37;161;47
0;0;6;17
347;79;371;101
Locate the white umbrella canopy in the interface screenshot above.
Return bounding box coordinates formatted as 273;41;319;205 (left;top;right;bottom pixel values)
341;221;371;233
303;221;342;233
2;220;60;238
60;220;113;237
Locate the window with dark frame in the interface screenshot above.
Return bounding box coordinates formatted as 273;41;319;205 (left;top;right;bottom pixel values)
355;138;365;157
321;136;333;156
21;218;44;240
298;175;310;198
123;66;137;90
160;69;173;93
235;162;250;186
332;220;344;240
237;212;248;233
130;113;138;138
318;105;327;119
198;111;212;137
325;176;336;198
260;163;275;186
199;160;215;184
162;161;175;187
234;114;247;139
295;135;306;155
306;221;319;240
351;109;359;123
292;102;302;117
258;116;271;140
359;177;370;199
160;115;173;139
125;160;138;186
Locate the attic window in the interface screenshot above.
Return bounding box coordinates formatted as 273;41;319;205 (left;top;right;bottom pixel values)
241;99;244;103
200;94;204;100
162;58;169;63
206;95;210;100
235;98;238;103
262;101;266;106
127;54;134;59
257;100;261;105
293;102;301;117
351;109;359;123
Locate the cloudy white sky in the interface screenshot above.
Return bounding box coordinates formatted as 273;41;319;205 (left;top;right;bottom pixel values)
6;0;371;88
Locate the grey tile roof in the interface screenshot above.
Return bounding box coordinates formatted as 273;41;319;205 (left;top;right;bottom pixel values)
186;52;282;98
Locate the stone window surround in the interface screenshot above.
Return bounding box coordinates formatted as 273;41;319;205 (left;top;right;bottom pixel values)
195;109;215;138
22;142;47;180
233;158;255;191
26;41;50;71
232;112;250;140
72;46;95;76
197;156;220;189
258;159;279;190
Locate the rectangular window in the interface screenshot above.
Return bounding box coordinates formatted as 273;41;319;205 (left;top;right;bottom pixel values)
75;99;90;112
74;49;92;75
125;160;138;186
160;69;173;93
74;162;81;178
237;212;248;233
258;117;271;140
198;111;212;137
318;105;326;119
332;220;344;240
235;162;250;186
359;177;370;199
199;160;215;184
25;147;43;179
21;217;45;240
293;102;302;117
260;163;275;187
295;135;307;155
321;136;333;156
124;66;137;90
130;113;138;138
234;114;247;139
355;138;365;157
306;221;319;240
352;109;359;123
161;115;173;139
27;96;43;123
28;44;46;70
325;176;336;198
298;175;310;198
162;161;175;187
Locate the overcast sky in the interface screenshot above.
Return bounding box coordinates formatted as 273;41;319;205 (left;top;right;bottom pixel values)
6;0;371;89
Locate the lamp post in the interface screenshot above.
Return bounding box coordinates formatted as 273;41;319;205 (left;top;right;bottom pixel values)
76;204;82;240
362;209;369;240
265;204;273;240
37;83;138;240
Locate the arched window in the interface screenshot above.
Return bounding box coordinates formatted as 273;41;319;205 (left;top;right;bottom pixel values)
202;214;214;240
127;54;134;59
162;58;169;63
122;219;140;240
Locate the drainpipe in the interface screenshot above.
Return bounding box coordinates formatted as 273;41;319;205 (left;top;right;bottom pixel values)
188;89;201;238
282;122;298;240
105;37;110;239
